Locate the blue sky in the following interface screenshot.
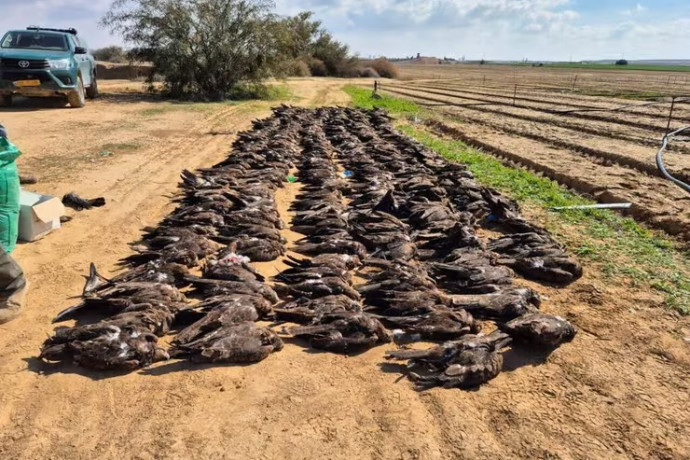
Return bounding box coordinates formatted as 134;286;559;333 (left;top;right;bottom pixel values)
1;0;688;61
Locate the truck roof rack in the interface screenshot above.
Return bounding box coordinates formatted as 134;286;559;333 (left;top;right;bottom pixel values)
26;26;78;35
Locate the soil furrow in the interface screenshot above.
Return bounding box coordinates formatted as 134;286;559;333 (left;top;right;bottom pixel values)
405;82;690;122
424;119;690;240
386;84;677;133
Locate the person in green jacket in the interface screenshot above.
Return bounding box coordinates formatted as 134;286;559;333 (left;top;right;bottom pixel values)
0;123;28;325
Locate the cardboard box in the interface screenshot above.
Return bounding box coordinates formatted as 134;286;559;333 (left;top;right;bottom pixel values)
18;190;65;242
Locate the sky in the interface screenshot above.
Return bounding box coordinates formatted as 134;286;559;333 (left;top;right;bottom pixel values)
0;0;689;61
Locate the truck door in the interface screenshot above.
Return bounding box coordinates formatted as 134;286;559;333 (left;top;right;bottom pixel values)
71;36;92;86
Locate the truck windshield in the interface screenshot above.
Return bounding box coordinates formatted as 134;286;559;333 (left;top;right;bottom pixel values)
0;32;68;51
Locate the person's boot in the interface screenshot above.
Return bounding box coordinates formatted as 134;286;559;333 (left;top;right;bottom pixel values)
0;279;28;324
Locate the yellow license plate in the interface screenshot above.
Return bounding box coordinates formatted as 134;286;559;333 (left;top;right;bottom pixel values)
14;80;41;87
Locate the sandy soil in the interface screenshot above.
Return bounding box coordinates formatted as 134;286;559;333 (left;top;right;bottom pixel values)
1;78;690;460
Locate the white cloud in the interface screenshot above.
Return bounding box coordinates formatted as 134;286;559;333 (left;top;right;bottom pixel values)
0;0;688;60
623;3;647;17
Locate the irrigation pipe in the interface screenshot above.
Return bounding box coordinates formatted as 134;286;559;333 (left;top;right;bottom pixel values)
657;126;690;193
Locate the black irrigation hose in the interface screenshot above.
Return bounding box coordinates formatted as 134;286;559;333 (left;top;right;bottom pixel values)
657;126;690;193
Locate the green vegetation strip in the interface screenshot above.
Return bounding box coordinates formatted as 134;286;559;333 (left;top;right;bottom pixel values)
344;85;690;314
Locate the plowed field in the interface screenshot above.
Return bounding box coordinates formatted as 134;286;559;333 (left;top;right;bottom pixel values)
383;65;690;240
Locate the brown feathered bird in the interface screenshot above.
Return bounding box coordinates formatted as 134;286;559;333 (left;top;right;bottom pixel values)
383;308;482;342
273;295;363;324
173;305;260;345
385;332;512;389
171;322;283;363
287;311;391;353
498;312;577;348
54;282;186;323
40;324;169;371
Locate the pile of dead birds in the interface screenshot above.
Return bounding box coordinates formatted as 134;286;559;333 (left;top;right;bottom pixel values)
39;106;580;390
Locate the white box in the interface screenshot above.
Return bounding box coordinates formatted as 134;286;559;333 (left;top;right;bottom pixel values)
18;190;65;242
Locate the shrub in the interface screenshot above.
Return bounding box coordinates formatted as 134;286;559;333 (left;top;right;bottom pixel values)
359;67;380;78
616;59;629;66
334;57;361;77
307;58;328;77
369;58;399;79
287;59;311;77
92;45;128;63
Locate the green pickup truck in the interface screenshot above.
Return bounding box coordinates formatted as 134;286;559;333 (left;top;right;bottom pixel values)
0;27;98;108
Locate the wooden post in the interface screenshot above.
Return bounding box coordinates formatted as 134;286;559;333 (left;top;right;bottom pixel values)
572;74;579;92
513;84;518;106
666;97;676;135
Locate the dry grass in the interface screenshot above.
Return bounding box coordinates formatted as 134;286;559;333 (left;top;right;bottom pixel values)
361;58;400;79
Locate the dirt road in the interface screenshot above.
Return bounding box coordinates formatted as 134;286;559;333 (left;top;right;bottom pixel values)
1;79;689;460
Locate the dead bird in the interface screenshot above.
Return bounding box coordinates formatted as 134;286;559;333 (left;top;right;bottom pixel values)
184;276;279;304
226;237;286;262
386;331;512;390
55;282;186;323
293;239;367;258
488;233;582;285
62;192;106;211
203;253;265;283
498;312;577;348
382;309;482;342
286;311;391;353
40;324;168;371
449;287;540;321
284;253;362;271
428;260;513;295
274;277;361;301
103;303;176;336
272;264;351;285
366;289;451;316
82;262;190;295
273;295;363;324
175;294;274;325
171;322;283;363
173;305;261;345
217;224;286;243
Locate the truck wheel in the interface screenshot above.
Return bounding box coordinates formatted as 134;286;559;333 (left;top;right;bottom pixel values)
86;73;99;99
0;95;12;107
68;76;86;108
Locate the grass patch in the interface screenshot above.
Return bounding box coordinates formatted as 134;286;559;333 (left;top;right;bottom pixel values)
347;86;690;314
344;85;421;115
